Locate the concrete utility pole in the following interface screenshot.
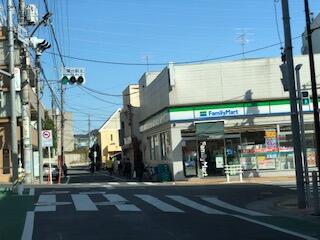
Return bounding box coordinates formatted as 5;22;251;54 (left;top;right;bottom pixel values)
7;0;18;181
60;74;65;181
35;54;43;183
281;0;306;208
19;0;33;183
303;0;320;174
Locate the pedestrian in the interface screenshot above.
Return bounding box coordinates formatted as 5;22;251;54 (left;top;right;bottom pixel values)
124;158;131;179
134;151;144;181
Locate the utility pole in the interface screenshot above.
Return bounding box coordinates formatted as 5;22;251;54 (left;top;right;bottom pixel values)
35;54;43;183
51;82;56;158
88;114;91;148
19;0;33;183
303;0;320;174
281;0;306;208
7;0;18;181
60;75;64;182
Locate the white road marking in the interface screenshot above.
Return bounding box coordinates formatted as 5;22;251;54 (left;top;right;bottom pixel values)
232;214;317;240
42;191;70;195
126;182;138;185
65;176;71;184
21;211;34;240
108;182;120;185
89;183;100;186
201;197;270;217
71;194;98;211
103;194;141;211
35;195;56;212
167;195;226;215
29;188;35;196
143;182;155;185
79;191;106;195
103;185;114;189
135;194;184;213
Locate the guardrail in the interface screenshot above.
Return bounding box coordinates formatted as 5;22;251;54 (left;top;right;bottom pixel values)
225;164;243;183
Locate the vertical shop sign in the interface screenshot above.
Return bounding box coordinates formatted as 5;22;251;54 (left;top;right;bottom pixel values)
265;129;277;149
200;141;208;177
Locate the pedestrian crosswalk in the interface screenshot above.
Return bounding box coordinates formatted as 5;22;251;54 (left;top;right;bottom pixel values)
70;181;168;188
34;192;270;217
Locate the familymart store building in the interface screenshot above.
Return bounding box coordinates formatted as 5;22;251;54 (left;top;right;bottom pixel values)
140;98;316;180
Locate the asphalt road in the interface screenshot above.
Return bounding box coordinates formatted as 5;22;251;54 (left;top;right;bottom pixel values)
29;168;317;240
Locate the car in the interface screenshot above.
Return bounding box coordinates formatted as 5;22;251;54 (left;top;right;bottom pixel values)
43;163;60;180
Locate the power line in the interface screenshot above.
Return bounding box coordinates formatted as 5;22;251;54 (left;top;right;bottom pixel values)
45;36;301;66
273;0;283;49
81;85;138;97
77;85;122;105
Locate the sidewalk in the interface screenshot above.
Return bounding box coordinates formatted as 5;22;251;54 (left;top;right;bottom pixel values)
171;175;296;185
0;189;34;240
247;193;320;239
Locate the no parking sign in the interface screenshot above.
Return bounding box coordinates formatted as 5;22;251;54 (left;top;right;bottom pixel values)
42;130;53;148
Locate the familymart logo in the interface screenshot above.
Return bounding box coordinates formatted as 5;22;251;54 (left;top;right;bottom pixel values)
199;109;240;118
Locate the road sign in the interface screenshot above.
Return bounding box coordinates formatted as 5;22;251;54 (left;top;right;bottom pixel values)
17;25;29;45
42;130;53;148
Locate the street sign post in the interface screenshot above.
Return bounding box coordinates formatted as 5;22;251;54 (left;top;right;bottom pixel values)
42;130;53;184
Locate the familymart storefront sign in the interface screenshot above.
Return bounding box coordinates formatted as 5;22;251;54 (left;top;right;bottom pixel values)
169;99;312;121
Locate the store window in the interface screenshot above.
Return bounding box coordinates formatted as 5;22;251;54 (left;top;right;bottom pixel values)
149;135;159;161
160;132;170;160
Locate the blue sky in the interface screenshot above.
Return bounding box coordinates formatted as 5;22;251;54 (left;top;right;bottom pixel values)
35;0;320;133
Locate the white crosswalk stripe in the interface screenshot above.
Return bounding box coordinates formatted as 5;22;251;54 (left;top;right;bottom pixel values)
103;194;141;212
167;195;226;215
201;197;270;216
71;194;98;211
135;194;184;213
108;182;120;185
35;195;56;212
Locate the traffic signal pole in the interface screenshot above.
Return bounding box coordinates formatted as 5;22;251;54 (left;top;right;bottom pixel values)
303;0;320;174
7;0;18;181
60;72;65;183
281;0;306;208
35;53;43;184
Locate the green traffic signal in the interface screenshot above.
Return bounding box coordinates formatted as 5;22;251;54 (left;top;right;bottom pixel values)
61;76;69;85
302;98;310;105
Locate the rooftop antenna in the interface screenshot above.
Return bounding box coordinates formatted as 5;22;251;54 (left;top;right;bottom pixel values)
142;55;150;72
236;28;253;59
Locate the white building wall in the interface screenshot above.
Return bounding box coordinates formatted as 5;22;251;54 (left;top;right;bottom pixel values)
302;13;320;54
139;70;169;121
169;55;320;106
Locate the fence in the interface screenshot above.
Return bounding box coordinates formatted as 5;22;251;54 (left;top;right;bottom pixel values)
225;164;243;183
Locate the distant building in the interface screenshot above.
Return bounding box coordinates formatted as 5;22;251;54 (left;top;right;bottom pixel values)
119;84;142;174
74;129;97;149
97;109;122;164
56;112;75;154
301;13;320;54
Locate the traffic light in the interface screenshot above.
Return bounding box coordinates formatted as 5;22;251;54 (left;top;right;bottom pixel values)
61;68;85;85
29;37;51;54
302;91;310;105
280;63;289;92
